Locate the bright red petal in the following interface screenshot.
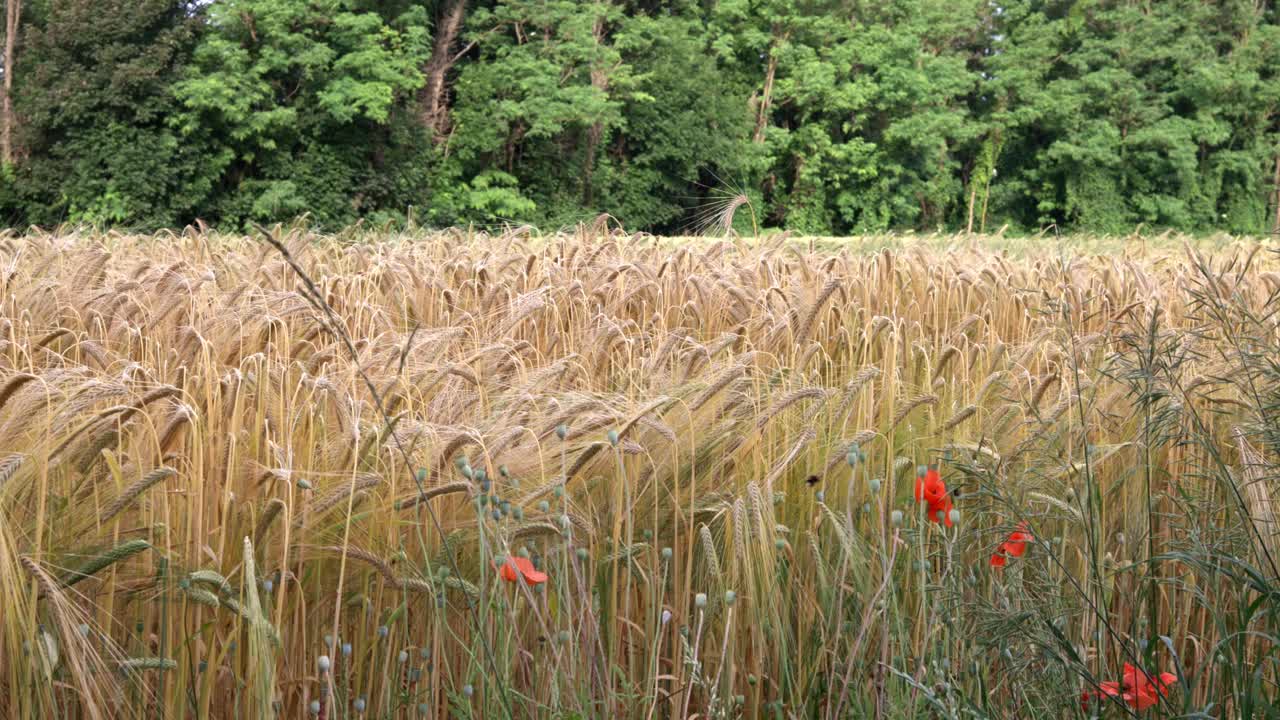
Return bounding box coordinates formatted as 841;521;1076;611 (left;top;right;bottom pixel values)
914;475;924;502
990;552;1008;567
513;556;548;585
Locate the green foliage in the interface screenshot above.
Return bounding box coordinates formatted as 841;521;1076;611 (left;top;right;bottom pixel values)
1;0;1278;234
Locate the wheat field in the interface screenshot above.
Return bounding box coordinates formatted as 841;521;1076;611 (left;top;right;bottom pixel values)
0;227;1277;719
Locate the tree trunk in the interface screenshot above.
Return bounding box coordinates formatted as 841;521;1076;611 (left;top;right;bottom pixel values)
2;0;20;166
420;0;467;140
1272;154;1280;235
583;13;608;207
753;30;781;144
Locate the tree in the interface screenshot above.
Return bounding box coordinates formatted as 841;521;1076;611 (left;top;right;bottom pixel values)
172;0;432;228
13;0;206;228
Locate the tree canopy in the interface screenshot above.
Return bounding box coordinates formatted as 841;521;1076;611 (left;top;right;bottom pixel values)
0;0;1277;235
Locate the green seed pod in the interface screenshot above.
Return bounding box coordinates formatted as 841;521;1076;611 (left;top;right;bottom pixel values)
890;510;904;527
694;593;707;608
576;548;588;561
555;424;569;440
607;429;619;446
724;590;737;606
661;547;673;560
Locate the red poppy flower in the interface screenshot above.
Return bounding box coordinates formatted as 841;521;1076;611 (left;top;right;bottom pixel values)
915;467;953;527
498;556;548;585
991;521;1032;568
1081;664;1176;711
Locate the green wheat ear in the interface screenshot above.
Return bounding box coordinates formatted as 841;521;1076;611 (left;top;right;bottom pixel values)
61;539;151;587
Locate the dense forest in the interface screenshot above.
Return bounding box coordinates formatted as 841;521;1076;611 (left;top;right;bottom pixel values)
0;0;1277;235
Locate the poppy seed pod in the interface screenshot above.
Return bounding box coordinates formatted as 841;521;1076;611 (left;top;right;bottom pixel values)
891;510;904;526
948;509;960;525
576;548;588;560
661;609;672;624
661;547;673;560
342;643;351;657
555;424;569;440
297;478;313;490
353;697;366;713
695;593;707;608
724;590;737;606
499;465;509;478
869;478;882;493
607;429;619;446
461;464;473;479
416;468;427;484
317;655;331;674
377;625;388;639
397;650;408;664
463;684;474;697
310;701;321;715
816;490;825;502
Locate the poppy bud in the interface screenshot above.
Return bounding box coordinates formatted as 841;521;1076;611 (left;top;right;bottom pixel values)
816;490;825;502
499;465;509;478
538;501;550;512
774;538;786;550
948;509;960;525
463;684;474;697
297;479;313;490
475;469;487;484
607;429;619;446
461;464;473;479
377;625;388;639
576;548;588;561
354;697;366;713
417;704;429;715
416;468;427;484
555;424;569;440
